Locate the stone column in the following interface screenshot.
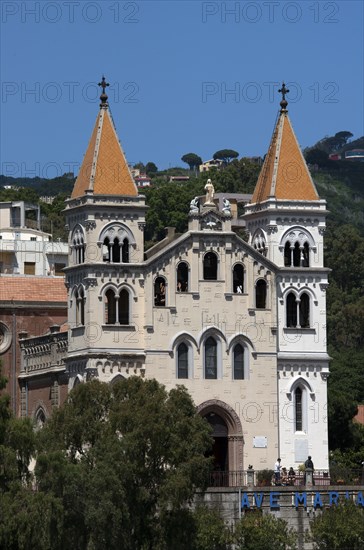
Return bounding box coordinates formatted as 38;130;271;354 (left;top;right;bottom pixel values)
305;468;314;487
247;469;254;488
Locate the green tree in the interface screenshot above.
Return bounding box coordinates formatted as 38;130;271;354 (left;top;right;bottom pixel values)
305;148;330;166
324;224;364;455
0;366;42;549
233;510;298;550
327;389;359;450
181;153;202;171
133;161;145;172
325;225;364;295
34;378;212;549
335;130;353;145
213;149;239;163
312;131;353;154
145;161;158;175
0;366;35;493
307;500;364;550
0;489;64;550
192;505;231;550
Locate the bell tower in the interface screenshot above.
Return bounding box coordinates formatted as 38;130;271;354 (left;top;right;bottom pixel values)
244;85;330;469
64;77;147;386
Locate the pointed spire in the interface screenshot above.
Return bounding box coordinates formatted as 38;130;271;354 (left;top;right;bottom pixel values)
71;76;138;199
251;84;319;204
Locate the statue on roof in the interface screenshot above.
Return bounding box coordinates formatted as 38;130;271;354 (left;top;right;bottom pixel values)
189;196;199;213
222;197;231;215
204;179;215;205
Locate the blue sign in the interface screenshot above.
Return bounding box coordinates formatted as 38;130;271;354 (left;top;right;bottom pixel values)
241;491;364;510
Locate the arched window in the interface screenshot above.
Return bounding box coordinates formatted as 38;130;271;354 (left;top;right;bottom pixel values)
281;228;314;268
286;292;297;327
299;292;310;328
203;252;218;280
105;289;117;324
286;292;310;328
74;288;79;324
255;280;267;309
252;230;267;256
72;240;77;263
154;276;166;306
293;242;300;267
233;344;244;380
35;408;46;430
233;264;244;293
205;337;217;379
122;238;129;263
102;237;122;263
112;237;121;263
177;262;189;292
100;224;135;263
103;237;111;262
295;387;303;431
119;289;129;325
177;343;189;379
110;374;125;385
79;287;85;325
71;226;86;265
75;287;85;326
302;242;309;267
80;241;85;263
284;241;292;267
73;239;85;264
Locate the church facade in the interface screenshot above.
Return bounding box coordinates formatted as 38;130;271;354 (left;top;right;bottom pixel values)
19;81;330;473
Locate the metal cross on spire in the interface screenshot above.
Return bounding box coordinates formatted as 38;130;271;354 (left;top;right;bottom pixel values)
98;76;109;108
278;82;289;112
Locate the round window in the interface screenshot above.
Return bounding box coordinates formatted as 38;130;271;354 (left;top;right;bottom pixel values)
0;322;12;354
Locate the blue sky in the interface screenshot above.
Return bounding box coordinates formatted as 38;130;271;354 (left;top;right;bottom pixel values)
1;0;363;178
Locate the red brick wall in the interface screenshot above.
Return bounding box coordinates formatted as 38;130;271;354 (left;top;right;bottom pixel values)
59;379;69;407
26;374;69;419
0;307;67;416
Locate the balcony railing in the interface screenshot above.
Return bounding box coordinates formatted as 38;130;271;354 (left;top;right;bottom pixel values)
208;469;364;488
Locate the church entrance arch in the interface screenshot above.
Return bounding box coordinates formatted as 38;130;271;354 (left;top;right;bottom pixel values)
197;400;244;486
205;412;229;472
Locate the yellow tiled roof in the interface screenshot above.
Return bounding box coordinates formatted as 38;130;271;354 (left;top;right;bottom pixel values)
71;108;138;199
252;112;319;203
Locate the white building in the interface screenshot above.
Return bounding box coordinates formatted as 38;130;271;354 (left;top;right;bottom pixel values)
199;159;224;172
20;83;330;474
0;201;68;276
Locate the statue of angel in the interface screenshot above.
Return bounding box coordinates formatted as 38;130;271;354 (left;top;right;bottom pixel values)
222;197;231;214
189;196;199;213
